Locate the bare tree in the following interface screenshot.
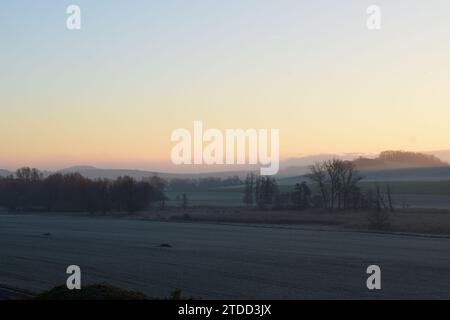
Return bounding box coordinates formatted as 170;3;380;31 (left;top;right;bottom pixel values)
307;159;362;211
243;173;255;208
387;185;394;212
307;162;329;210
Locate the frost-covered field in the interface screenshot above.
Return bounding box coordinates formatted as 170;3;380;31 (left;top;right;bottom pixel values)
1;214;450;299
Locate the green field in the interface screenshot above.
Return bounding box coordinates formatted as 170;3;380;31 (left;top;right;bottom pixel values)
166;189;243;207
165;180;450;208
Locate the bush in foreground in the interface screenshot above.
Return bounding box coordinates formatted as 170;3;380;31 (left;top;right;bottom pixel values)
35;284;188;300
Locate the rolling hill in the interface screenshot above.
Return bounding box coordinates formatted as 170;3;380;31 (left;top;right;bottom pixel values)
0;170;12;177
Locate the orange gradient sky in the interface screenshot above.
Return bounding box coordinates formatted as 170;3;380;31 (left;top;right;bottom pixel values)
1;1;450;170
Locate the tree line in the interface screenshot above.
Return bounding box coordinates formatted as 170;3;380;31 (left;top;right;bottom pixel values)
378;150;446;165
354;150;447;168
0;167;166;214
243;174;315;210
243;159;394;212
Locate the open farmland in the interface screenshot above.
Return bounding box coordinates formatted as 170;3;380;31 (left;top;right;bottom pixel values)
1;214;450;299
166;179;450;209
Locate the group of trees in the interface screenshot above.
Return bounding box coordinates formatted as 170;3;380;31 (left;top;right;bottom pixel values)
273;182;312;210
354;150;447;169
242;159;395;212
243;174;315;210
379;150;446;165
243;174;279;209
0;167;166;214
243;174;312;210
307;159;363;210
307;159;395;212
1;160;397;214
243;159;362;211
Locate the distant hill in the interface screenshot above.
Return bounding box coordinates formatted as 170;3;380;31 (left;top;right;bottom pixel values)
277;153;373;178
353;151;447;170
360;166;450;182
56;154;372;180
1;151;448;181
58;166;251;180
278;151;448;178
59;166;197;180
281;153;367;168
278;166;450;186
0;169;12;177
427;150;450;163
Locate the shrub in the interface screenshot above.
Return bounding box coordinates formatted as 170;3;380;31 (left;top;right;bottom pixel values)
35;284;148;300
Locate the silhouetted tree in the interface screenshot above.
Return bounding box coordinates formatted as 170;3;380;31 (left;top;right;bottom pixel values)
307;159;362;211
291;182;312;210
307;163;329;210
243;173;255;207
0;170;165;215
254;176;278;209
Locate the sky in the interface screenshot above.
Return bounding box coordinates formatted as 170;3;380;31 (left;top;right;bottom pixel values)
1;0;450;171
